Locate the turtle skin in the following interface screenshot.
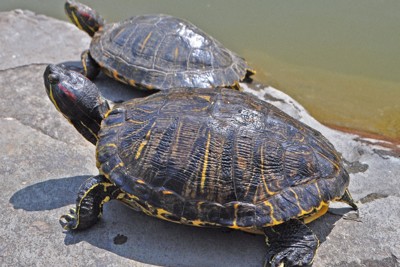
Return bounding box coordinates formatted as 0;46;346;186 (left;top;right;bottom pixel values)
94;88;350;230
90;14;253;90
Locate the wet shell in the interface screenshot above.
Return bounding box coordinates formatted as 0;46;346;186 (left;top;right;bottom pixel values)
96;88;349;231
91;14;253;90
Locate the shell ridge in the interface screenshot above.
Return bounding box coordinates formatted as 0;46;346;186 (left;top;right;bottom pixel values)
94;89;349;230
92;14;250;89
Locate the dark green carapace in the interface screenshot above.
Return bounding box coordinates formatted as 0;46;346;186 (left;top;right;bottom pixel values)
65;0;254;90
44;64;356;267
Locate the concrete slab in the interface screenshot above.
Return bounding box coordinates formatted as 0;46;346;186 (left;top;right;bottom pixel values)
1;9;399;267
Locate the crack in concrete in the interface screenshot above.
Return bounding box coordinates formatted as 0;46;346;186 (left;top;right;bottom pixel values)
373;148;400;159
358;193;389;204
0;62;48;72
0;116;71;146
344;159;369;174
391;252;400;266
263;92;285;103
354;137;400;159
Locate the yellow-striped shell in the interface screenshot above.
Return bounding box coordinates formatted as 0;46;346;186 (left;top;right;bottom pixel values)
96;88;349;231
91;14;254;90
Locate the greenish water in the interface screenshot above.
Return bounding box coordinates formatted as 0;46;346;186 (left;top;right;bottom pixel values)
2;0;400;141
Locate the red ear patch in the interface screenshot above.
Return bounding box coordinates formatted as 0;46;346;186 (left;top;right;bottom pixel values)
59;84;77;101
80;11;91;19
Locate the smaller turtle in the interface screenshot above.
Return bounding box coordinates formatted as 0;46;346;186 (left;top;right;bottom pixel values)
44;64;357;267
64;0;255;90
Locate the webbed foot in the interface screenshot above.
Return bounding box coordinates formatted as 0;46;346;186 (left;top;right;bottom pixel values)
60;175;119;231
60;208;79;230
264;219;318;267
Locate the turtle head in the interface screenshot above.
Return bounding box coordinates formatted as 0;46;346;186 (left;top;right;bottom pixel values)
65;0;105;37
44;64;110;145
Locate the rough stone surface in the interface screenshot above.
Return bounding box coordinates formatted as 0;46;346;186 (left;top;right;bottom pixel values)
1;10;399;267
0;9;89;71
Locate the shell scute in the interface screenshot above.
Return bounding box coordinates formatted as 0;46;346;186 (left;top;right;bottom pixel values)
96;88;349;229
90;15;253;89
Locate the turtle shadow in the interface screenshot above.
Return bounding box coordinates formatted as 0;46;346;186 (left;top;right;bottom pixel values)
61;199;350;267
9;174;352;266
9;175;90;211
62;201;266;267
309;208;355;244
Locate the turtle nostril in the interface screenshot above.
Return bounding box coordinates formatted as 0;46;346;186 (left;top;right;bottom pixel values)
48;74;60;84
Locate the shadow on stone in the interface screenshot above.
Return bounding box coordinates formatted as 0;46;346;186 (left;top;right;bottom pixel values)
58;199;349;267
308;212;346;244
60;200;265;267
10;173;352;267
10;175;90;211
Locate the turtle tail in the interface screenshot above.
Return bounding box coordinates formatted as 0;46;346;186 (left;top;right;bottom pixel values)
339;188;358;210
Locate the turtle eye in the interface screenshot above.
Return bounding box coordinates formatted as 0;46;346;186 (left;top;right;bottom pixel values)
48;74;60;85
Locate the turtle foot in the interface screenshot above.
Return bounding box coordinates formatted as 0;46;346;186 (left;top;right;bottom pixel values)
60;208;79;230
264;244;316;267
59;175;120;231
263;219;318;267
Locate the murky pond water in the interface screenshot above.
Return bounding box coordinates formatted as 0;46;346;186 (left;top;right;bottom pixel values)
2;0;400;141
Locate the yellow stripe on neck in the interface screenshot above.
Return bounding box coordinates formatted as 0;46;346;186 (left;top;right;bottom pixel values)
70;12;84;31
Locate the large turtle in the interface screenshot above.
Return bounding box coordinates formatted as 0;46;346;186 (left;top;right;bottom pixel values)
64;0;255;90
44;64;357;267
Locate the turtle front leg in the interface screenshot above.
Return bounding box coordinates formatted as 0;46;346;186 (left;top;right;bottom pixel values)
81;50;101;80
263;219;319;267
55;50;100;80
60;175;120;230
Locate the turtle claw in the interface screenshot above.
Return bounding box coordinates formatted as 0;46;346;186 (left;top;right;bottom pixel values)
263;220;318;267
264;247;315;267
60;210;79;230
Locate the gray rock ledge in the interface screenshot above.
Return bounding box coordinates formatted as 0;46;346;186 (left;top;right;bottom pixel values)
1;10;399;267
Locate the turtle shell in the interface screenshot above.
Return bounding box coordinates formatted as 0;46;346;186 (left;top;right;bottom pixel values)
96;88;349;231
90;14;253;90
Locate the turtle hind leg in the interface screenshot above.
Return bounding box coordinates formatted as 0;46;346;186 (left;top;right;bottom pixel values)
263;219;319;267
60;175;120;230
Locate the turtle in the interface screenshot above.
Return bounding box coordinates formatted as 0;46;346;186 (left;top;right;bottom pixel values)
64;0;255;91
43;64;357;267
